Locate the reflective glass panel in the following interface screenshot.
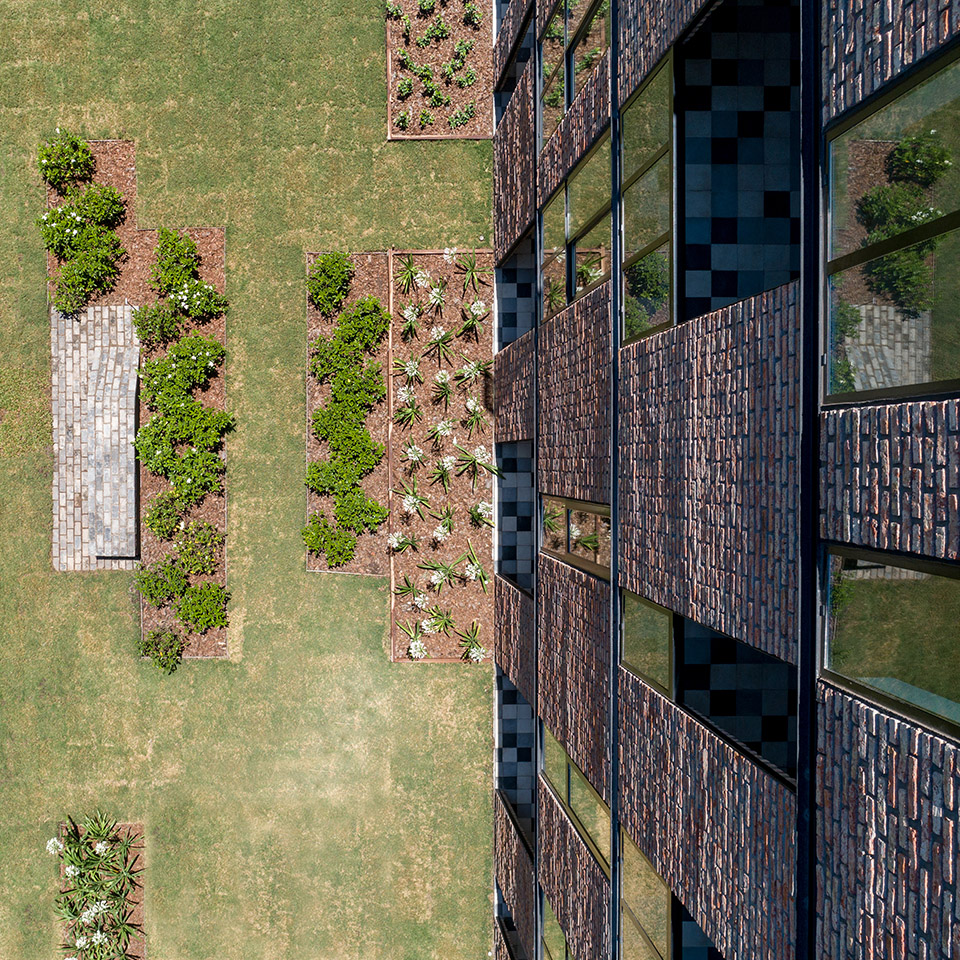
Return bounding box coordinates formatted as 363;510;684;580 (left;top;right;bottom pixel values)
623;154;671;263
571;1;611;97
623;243;671;340
543;723;569;799
569;763;611;864
826;551;960;728
622;592;672;693
622;914;664;960
542;65;566;143
622;65;671;182
542;497;568;553
574;214;611;297
622;832;670;959
569;137;611;237
569;510;611;568
542;255;568;321
542;893;567;960
542;188;566;260
541;3;566;82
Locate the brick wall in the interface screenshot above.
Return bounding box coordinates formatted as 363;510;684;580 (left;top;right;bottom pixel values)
537;0;557;39
495;0;535;86
496;327;536;443
539;281;611;505
539;52;612;202
823;0;960;121
496;574;537;709
817;682;960;958
619;282;800;664
618;0;711;102
538;554;611;800
494;918;510;960
619;668;797;960
821;400;960;561
538;781;611;960
495;790;537;960
495;61;537;265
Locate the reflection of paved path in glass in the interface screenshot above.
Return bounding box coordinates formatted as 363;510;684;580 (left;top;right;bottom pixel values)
847;303;931;391
51;305;140;571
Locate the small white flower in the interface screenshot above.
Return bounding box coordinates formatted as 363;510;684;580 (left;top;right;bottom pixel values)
421;618;437;635
404;359;420;378
402;494;419;514
414;268;431;288
442;246;457;263
75;936;89;950
469;299;486;317
570;523;582;541
409;638;428;660
468;644;487;663
472;445;490;463
429;287;445;308
387;533;403;550
65;864;80;878
91;930;108;946
429;570;444;587
466;396;481;414
396;385;414;404
429;324;445;340
46;837;64;856
478;501;493;520
432;525;450;543
405;443;424;462
433;419;454;437
441;455;456;471
465;561;482;581
434;370;451;384
413;593;429;610
402;303;419;322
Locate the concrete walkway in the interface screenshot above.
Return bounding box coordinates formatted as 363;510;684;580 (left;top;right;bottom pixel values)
51;305;140;571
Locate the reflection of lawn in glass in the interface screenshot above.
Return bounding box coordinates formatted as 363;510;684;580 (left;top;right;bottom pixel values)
830;574;960;707
931;229;960;380
621;594;671;691
621;833;669;958
569;766;610;863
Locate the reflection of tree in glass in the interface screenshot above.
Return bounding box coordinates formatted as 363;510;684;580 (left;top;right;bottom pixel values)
623;251;669;340
829;294;862;393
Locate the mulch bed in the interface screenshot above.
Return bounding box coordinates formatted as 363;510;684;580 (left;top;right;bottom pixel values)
304;249;495;663
46;140;229;659
58;822;146;960
385;1;493;140
305;252;392;577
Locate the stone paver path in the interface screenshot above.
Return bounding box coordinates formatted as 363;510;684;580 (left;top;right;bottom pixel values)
846;303;931;392
51;305;140;571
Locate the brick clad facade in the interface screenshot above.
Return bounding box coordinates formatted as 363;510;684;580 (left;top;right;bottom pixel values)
496;327;536;443
495;61;537;265
494;918;510;960
538;781;611;960
619;282;800;664
495;0;535;86
495;790;537;960
538;53;611;202
619;668;797;960
821;400;960;562
538;282;612;505
618;0;710;101
496;574;537;709
538;554;611;800
822;0;960;121
817;682;960;959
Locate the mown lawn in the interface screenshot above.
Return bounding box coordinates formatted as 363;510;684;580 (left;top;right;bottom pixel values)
0;2;493;957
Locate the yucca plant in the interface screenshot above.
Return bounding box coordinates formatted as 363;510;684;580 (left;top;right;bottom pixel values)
418;556;464;593
393;355;423;383
428;454;457;493
395;477;430;520
432;369;453;409
454;442;502;491
457;620;486;662
468;500;494;528
462;395;488;437
463;539;490;593
400;619;429;659
424;604;456;635
387;531;419;553
427;277;447;314
423;325;456;365
454;355;492;388
394;575;420;600
401;439;426;470
426;417;456;446
399;301;422;340
429;503;456;536
393;397;423;427
396;253;419;294
543;505;564;534
456;250;492;294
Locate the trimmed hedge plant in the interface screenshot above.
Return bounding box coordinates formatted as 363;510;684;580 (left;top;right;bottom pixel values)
304;261;391;567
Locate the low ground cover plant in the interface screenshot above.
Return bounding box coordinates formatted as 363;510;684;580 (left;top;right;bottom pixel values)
134;229;232;652
304;261;391;567
46;812;144;958
36;130;127;315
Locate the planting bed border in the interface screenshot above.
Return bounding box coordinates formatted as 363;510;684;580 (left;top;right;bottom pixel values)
304;249;496;664
384;3;494;141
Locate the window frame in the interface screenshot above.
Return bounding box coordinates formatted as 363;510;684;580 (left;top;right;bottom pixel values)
620;53;675;347
620;589;675;698
540;494;611;579
821;541;960;743
823;43;960;405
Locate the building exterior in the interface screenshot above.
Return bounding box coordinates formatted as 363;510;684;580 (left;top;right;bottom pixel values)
490;0;960;958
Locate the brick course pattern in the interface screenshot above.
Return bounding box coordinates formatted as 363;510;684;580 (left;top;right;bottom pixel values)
538;0;558;39
495;0;535;86
495;61;537;265
539;282;611;505
539;53;611;203
618;0;711;102
496;327;536;443
538;781;611;960
619;282;800;664
496;574;537;709
538;554;611;800
619;668;797;960
817;682;960;959
821;400;960;561
495;790;537;960
823;0;960;121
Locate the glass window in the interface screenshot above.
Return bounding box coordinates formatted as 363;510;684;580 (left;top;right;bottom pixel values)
543;723;568;797
622;63;671;183
827;55;960;398
568;138;610;238
571;1;611;99
621;831;670;960
542;497;568;553
541;497;610;577
622;155;671;264
574;214;611;296
543;189;566;260
825;550;960;730
623;243;671;340
542;892;569;960
622;592;673;694
569;764;611;865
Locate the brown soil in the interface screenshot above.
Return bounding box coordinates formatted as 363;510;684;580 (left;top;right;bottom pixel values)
386;250;495;661
385;1;493;140
46;140;229;659
58;822;146;959
305;252;392;577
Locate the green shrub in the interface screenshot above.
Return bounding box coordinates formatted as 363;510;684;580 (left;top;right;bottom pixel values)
456;67;478;88
140;334;226;411
138;629;187;674
856;183;927;235
175;582;229;632
170;277;229;321
66;182;126;228
134;557;188;606
51;229;126;314
175;520;223;575
306;252;355;316
888;131;953;188
463;1;483;26
449;101;476;129
398;78;414;99
37;129;95;190
150;227;201;295
302;513;357;566
132;301;182;349
395;111;411;131
864;243;936;318
419;110;435;128
144;491;183;540
333;485;389;534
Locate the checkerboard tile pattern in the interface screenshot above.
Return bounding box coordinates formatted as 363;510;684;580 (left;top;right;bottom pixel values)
681;905;724;960
496;670;537;828
497;441;535;590
680;0;800;319
679;619;798;779
496;236;537;349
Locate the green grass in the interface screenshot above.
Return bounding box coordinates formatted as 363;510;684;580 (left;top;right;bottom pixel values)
0;1;493;957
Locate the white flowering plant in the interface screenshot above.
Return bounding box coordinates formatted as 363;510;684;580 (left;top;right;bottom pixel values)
393;355;423;383
395;253;420;294
387;531;420;553
468;500;495;528
456;619;486;662
428;278;447;313
417;556;463;594
429;503;456;537
37;128;95;191
424;604;456;635
463;539;490;593
393;395;423;428
399;300;422;340
456;250;492;295
453;442;502;491
454;356;492;388
49;811;143;959
427;455;457;493
394;477;430;520
402;440;426;470
426;418;455;445
423;324;456;365
431;369;454;410
462;395;488;437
